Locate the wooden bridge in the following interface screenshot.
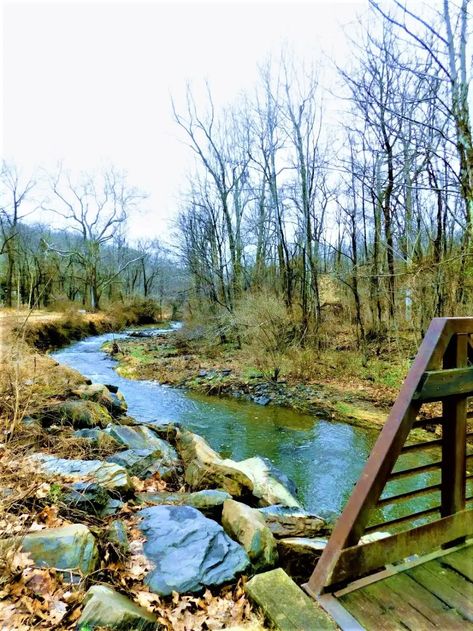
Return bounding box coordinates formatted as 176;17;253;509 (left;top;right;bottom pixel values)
304;317;473;630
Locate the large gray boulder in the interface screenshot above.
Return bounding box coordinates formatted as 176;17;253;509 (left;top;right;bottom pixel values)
39;400;112;428
175;430;253;497
19;524;98;575
222;499;278;571
106;425;178;465
107;448;176;480
77;585;157;630
231;457;301;507
138;505;250;595
259;505;328;538
72;383;128;417
29;453;131;491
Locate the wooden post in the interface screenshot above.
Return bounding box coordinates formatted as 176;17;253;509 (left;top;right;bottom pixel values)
441;333;467;516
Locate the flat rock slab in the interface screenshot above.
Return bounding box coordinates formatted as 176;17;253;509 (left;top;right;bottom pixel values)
72;383;128;416
259;505;328;538
39;399;112;428
78;585;158;630
137;489;231;511
138;505;250;595
245;568;337;631
176;430;254;497
222;499;278;571
20;524;98;575
30;453;130;491
232;457;300;508
107;448;175;480
107;425;178;464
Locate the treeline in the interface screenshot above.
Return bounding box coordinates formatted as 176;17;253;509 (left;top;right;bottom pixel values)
0;165;187;312
175;0;472;345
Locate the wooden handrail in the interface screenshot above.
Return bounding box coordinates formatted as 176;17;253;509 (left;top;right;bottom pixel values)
306;318;473;596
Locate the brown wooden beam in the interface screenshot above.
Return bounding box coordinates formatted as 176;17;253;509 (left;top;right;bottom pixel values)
323;509;473;588
441;334;467;516
413;366;473;401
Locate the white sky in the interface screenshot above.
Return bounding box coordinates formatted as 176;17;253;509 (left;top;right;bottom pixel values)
2;0;366;241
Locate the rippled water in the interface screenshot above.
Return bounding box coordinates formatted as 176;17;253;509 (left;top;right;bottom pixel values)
53;326;377;518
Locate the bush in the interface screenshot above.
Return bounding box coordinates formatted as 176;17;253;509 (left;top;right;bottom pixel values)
232;292;295;381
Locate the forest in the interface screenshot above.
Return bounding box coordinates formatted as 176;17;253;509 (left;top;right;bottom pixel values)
2;1;471;359
1;2;472;629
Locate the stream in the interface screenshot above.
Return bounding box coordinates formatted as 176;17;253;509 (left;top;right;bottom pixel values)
53;325;443;524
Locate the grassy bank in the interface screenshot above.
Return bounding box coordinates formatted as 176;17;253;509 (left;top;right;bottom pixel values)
104;328;403;431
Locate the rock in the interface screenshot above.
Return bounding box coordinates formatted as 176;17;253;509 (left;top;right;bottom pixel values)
259;505;328;538
30;454;131;491
198;369;208;377
246;568;337;630
138;505;249;595
20;524;98;575
74;428;108;441
72;383;128;416
64;482;110;513
277;537;327;583
106;425;179;465
77;585;157;630
39;400;113;429
222;499;278;571
107;520;129;555
253;396;271;406
176;430;254;497
101;498;125;516
107;448;176;480
136;489;231;516
232;457;300;507
145;421;181;442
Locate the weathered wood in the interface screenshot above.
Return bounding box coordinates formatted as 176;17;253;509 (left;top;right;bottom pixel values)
245;568;337;631
327;509;473;586
442;548;473;581
332;540;473;598
388;459;442;481
340;589;402;631
365;505;440;533
308;318;473;596
442;334;468;517
377;482;441;508
361;573;467;629
401;438;443;453
414;366;473;400
407;561;473;622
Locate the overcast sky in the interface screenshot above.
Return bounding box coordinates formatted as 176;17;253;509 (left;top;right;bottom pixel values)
2;0;366;241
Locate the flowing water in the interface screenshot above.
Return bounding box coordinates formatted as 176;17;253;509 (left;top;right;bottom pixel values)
53;325;445;524
53;325;378;518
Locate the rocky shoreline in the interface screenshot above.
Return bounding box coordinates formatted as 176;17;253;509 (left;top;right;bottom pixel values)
2;380;336;629
105;330;430;435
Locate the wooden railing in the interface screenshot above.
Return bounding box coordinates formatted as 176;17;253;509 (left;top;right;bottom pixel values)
305;317;473;596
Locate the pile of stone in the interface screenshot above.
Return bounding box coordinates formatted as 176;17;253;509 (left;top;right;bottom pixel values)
4;383;332;629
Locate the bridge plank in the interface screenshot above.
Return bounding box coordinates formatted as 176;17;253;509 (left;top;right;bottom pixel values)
340;572;470;630
407;561;473;622
442;549;473;581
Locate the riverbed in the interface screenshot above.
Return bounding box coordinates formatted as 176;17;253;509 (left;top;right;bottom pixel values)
53;326;444;525
53;325;379;519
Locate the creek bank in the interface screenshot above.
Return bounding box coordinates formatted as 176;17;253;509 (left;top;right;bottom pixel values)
104;331;394;432
2;381;332;629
